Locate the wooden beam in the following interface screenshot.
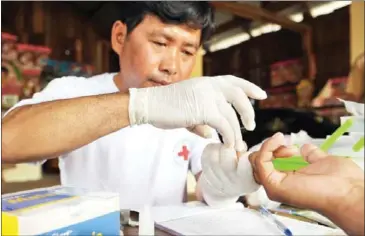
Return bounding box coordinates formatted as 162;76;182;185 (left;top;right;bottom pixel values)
211;1;315;80
211;1;310;33
212;17;250;36
214;19;242;35
261;1;298;12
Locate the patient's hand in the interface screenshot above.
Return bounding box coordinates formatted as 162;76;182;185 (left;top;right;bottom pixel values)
248;132;364;212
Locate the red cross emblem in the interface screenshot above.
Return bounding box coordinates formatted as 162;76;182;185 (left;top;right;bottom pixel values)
178;145;189;161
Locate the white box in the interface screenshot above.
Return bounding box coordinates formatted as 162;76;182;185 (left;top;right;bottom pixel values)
2;186;120;235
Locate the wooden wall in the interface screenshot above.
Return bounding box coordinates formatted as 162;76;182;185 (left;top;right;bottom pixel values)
310;7;350;93
204;7;350;92
2;1;111;74
204;29;302;89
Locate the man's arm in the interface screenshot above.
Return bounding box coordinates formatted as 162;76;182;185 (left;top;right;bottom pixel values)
2;74;266;164
321;181;364;236
2;93;130;163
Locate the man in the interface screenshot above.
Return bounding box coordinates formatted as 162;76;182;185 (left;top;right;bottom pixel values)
2;2;266;210
248;132;364;236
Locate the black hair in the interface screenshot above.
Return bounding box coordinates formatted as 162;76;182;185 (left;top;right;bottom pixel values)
117;1;215;43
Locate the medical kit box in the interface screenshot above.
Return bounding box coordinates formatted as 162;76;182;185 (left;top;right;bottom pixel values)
2;186;120;235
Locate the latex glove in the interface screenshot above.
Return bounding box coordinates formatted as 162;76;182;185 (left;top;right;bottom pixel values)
129;75;267;151
245;186;281;210
198;143;260;207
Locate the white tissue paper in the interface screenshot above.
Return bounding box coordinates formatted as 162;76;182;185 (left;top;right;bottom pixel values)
339;98;364;116
339;99;364;133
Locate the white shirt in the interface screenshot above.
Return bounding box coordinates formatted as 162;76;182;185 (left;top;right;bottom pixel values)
5;73;219;210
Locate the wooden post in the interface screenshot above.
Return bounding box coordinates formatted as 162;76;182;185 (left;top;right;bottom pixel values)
302;29;316;80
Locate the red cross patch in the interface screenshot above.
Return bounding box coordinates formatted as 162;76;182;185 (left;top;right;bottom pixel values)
177;145;190;161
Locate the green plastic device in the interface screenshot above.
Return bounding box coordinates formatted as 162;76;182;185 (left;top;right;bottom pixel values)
273;119;355;171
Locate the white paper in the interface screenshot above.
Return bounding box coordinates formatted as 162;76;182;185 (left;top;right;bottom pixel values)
154;204;340;235
152;201;240;223
139;205;155;236
339;98;364;116
298;211;337;229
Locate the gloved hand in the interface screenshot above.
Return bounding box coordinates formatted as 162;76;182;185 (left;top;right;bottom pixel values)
128;75;267;151
198;143;260;207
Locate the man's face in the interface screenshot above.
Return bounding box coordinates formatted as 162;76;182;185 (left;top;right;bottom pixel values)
111;14;201;90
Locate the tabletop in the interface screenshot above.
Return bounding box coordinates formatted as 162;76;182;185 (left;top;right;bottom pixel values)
123;226;171;236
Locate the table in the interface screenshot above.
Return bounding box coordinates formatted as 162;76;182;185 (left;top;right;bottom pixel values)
123;226;171;236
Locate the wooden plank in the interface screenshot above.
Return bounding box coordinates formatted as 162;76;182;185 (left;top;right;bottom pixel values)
211;2;310;33
212;17;251;36
261;1;298;12
32;1;44;33
211;1;314;79
213;19;242;35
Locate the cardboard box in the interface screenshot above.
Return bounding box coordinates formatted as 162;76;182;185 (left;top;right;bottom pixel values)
2;186;120;235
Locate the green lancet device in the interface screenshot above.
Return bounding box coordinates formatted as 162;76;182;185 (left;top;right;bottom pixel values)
273;119;354;171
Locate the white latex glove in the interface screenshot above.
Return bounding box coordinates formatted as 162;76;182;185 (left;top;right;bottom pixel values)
245;186;281;210
198;143;260;207
129;75;267;151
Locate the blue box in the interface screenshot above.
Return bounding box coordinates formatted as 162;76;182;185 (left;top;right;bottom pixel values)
2;186;120;235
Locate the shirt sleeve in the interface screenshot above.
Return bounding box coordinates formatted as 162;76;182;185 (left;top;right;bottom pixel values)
188;129;221;175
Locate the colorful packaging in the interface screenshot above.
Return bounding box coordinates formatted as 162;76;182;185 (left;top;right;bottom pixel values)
2;186;120;235
21;69;42;99
270;59;303;87
1;32;22;109
1;67;22;109
1;32;18;61
45;59;94;78
34;46;52;70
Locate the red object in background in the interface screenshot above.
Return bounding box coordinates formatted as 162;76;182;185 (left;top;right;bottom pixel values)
260;85;297;109
1;32;52;109
2;78;22;95
1;32;18;62
1;32;18;41
311;76;350;124
270;59;303;87
329;77;348;97
16;43;52;71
